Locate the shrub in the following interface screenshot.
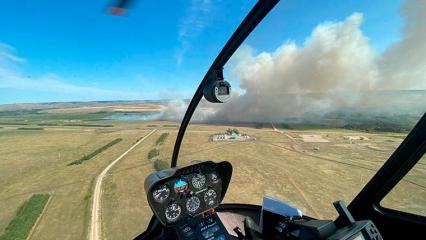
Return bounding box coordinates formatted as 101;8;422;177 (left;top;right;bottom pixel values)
0;122;28;126
63;124;113;127
84;192;91;201
148;148;160;160
155;133;169;146
37;123;58;126
17;127;44;130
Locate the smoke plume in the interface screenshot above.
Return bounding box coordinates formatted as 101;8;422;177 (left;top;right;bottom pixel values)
159;98;215;121
212;0;426;122
159;0;425;123
378;0;426;89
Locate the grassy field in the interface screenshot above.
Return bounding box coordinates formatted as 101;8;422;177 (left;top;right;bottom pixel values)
1;110;425;240
68;138;123;165
101;123;426;239
0;113;153;239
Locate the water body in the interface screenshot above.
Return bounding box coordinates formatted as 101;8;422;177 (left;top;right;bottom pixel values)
104;112;161;121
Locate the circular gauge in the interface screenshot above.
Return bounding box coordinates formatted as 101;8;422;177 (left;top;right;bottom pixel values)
152;184;170;203
210;172;220;184
186;196;201;213
191;173;206;189
165;203;182;222
204;189;218;206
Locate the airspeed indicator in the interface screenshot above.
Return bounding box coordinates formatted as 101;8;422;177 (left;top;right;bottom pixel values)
152;184;170;203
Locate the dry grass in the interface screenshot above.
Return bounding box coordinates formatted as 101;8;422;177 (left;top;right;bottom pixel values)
100;123;425;240
0;123;150;240
101;130;165;240
1;119;425;240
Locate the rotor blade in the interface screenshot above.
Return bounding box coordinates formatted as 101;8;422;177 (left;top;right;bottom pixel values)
108;0;137;15
114;0;135;9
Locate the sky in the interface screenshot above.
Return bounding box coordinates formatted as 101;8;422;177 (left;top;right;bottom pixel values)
0;0;404;104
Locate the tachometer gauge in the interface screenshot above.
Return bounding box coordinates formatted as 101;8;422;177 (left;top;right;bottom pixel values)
186;196;201;213
204;189;217;206
165;203;181;222
152;184;170;203
191;173;206;189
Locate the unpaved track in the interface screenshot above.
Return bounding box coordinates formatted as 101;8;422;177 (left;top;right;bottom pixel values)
26;194;53;240
89;129;157;240
271;123;295;140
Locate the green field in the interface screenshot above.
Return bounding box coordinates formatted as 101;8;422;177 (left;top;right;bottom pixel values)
68;138;123;166
0;109;425;240
17;127;44;131
0;194;50;240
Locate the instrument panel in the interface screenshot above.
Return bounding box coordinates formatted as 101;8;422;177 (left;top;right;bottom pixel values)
144;161;232;226
153;172;221;222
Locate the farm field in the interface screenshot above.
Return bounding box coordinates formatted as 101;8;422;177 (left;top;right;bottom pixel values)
0;109;425;240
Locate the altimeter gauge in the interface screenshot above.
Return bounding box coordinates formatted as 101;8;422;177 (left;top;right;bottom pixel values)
165;203;182;222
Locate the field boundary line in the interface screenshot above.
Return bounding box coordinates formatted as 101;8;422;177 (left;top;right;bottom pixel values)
89;129;157;240
26;193;53;240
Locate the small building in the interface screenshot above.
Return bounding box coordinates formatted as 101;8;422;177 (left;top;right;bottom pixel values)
211;128;256;142
344;136;369;141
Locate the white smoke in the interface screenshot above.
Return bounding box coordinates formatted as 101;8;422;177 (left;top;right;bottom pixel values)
378;0;426;89
159;99;188;121
161;0;426;123
159;98;215;121
213;12;376;122
212;0;426;122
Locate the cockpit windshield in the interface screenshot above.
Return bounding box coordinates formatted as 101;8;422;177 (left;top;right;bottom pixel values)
178;0;426;225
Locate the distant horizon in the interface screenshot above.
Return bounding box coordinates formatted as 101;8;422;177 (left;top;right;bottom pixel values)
0;99;169;105
1;89;425;107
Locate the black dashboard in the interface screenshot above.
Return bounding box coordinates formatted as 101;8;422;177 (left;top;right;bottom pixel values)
144;160;232;227
142;160;382;240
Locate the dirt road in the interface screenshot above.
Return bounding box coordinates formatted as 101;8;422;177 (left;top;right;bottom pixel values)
89;129;157;240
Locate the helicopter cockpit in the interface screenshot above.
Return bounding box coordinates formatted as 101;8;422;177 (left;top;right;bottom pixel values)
139;159;385;240
109;0;425;239
1;0;425;239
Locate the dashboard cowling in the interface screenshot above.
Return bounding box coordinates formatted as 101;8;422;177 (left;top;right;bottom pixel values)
144;160;233;226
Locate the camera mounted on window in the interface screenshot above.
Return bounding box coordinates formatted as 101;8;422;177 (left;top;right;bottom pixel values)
203;68;231;103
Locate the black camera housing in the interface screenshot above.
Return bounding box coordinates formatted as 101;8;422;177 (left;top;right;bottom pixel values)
203;69;231;103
